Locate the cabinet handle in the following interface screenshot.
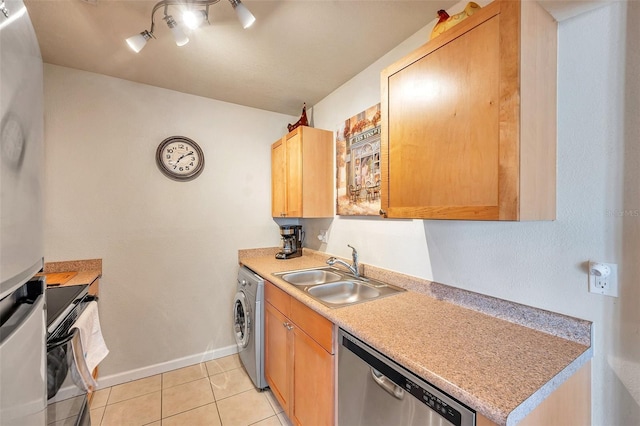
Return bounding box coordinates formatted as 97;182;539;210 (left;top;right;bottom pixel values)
379;209;387;218
283;322;293;330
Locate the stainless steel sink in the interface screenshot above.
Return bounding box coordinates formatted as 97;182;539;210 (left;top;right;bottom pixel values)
307;281;381;305
279;269;342;286
272;267;405;308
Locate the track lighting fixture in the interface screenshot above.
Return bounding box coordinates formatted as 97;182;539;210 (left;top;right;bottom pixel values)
126;0;255;53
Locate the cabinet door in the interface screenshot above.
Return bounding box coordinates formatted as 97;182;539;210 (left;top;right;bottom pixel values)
384;11;502;220
381;1;556;221
285;131;303;217
271;138;287;217
291;327;334;426
265;302;293;414
299;127;334;218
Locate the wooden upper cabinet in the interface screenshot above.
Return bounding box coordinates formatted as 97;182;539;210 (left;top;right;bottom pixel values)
380;0;557;220
271;126;334;218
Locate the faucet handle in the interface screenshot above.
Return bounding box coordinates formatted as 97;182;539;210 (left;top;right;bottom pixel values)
347;244;358;263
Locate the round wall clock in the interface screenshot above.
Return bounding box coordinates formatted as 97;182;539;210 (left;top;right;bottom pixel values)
156;136;205;181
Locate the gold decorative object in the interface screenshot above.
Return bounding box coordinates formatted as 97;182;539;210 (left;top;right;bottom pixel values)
430;2;481;40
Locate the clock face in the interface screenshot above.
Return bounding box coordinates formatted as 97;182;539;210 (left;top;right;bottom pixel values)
156;136;205;181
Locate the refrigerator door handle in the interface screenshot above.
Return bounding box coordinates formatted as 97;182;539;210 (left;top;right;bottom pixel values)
0;292;44;346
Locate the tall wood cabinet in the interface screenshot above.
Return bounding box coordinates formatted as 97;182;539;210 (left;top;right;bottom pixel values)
264;281;334;426
271;126;334;218
380;0;557;220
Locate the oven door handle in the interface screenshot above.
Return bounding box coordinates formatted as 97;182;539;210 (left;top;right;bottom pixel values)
47;328;78;351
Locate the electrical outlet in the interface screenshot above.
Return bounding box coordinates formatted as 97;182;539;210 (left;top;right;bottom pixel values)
589;261;618;297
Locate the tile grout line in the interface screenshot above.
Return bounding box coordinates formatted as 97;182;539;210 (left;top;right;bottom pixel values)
206;369;224;426
92;387;111;426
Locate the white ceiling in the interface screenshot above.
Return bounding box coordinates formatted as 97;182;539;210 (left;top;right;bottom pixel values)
24;0;458;116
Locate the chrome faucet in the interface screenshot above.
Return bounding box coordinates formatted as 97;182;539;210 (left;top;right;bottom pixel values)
326;244;360;278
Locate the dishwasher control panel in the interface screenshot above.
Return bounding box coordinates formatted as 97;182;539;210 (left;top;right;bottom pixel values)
405;378;461;425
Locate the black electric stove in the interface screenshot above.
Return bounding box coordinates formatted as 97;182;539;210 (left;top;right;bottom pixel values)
46;284;89;334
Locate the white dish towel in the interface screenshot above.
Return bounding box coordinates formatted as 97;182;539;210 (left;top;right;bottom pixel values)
70;301;109;391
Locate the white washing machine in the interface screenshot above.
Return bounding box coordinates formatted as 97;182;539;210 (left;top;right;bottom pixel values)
233;266;267;389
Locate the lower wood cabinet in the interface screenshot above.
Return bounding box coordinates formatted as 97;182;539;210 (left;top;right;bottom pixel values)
264;281;334;426
477;360;591;426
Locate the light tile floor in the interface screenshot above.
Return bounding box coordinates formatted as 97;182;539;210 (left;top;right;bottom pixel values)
51;354;291;426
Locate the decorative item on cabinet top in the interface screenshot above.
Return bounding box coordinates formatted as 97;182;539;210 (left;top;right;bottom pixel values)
430;2;481;40
287;103;309;132
156;136;205;181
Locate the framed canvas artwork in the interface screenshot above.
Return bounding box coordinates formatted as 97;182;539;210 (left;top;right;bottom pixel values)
336;104;381;216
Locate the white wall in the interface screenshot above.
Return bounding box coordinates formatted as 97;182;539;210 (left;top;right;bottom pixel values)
43;65;295;381
307;1;640;425
42;1;640;423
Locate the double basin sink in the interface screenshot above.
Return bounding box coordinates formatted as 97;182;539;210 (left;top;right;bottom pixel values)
272;267;404;308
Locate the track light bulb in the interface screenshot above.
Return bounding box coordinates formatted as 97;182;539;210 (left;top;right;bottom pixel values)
126;30;153;53
183;9;206;30
228;0;255;29
165;15;189;46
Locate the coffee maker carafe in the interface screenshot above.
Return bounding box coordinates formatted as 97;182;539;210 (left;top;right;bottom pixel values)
275;225;304;259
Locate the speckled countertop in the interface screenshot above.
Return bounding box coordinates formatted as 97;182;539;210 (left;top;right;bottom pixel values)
42;259;102;286
239;248;592;426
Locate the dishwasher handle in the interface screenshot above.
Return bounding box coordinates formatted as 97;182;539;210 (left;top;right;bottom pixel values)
371;367;405;400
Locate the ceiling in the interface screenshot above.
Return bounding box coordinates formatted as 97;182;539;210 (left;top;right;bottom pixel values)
24;0;458;116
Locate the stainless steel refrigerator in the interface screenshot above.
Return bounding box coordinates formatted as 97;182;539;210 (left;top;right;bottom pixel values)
0;0;46;424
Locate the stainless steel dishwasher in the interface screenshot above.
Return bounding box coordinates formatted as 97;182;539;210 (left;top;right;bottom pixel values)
338;329;475;426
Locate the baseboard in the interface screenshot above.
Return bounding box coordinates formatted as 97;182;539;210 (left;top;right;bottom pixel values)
49;344;239;403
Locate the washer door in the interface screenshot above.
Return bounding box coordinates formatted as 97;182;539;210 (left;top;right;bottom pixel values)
233;291;251;348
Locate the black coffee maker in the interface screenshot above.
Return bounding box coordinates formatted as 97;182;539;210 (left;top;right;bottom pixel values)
275;225;304;259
